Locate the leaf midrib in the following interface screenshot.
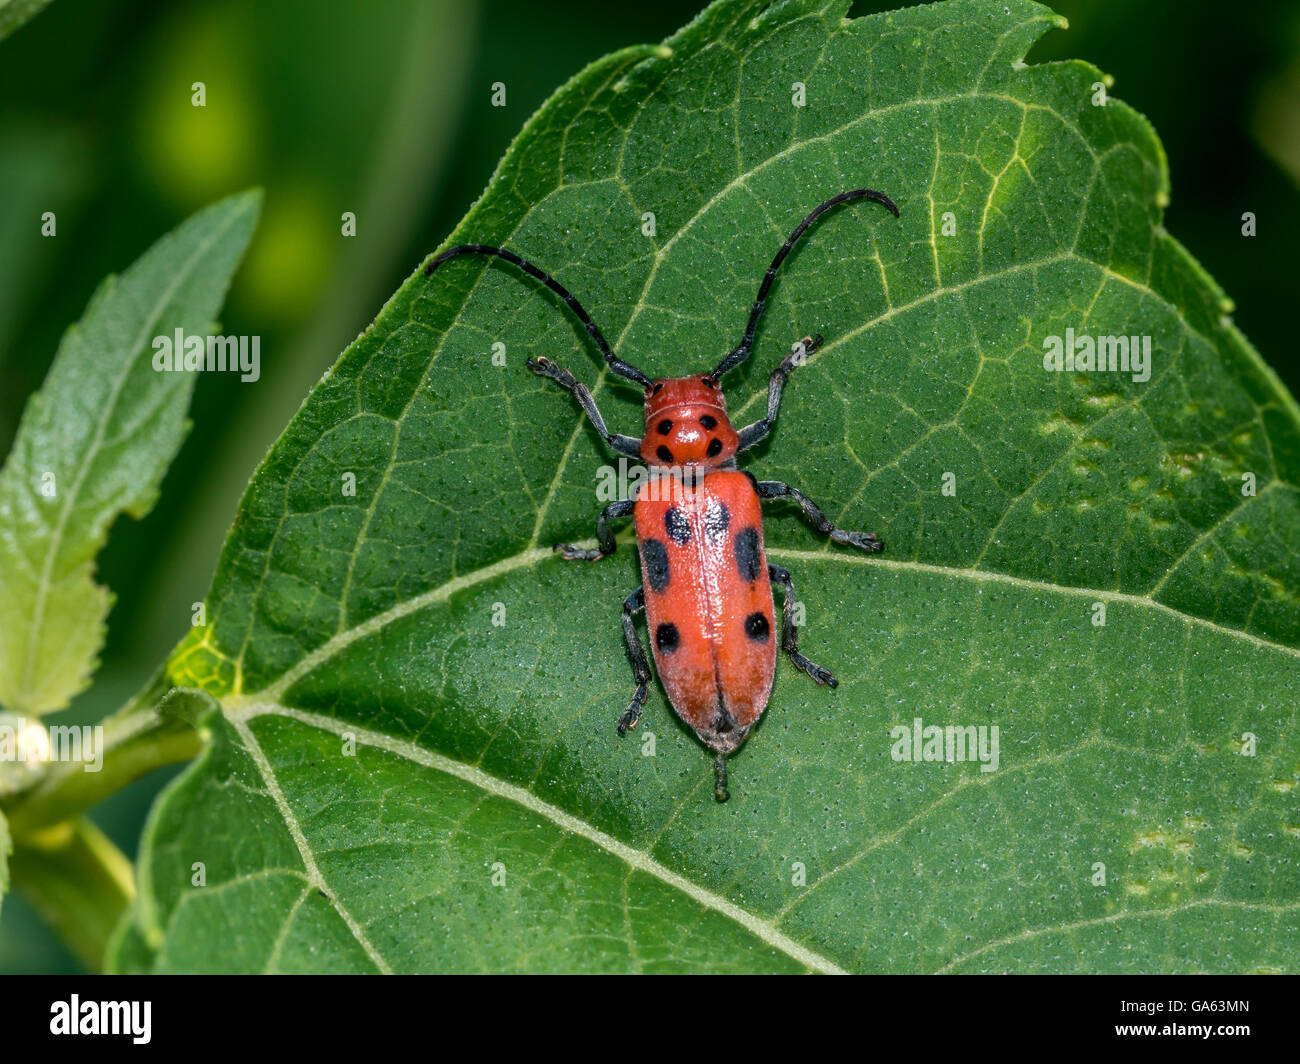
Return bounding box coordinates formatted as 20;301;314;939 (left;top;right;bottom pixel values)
236;538;1300;715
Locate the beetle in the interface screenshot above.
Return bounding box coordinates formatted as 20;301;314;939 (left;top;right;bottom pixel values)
425;189;899;800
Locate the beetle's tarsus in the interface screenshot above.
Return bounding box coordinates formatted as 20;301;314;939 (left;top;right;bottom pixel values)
831;528;885;552
555;543;607;561
793;333;824;360
617;697;643;735
528;356;575;389
792;652;838;688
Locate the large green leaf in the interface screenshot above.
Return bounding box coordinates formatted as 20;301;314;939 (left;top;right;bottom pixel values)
115;0;1299;973
0;191;261;716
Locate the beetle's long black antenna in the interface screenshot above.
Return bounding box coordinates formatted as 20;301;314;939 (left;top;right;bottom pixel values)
710;189;899;381
425;244;653;389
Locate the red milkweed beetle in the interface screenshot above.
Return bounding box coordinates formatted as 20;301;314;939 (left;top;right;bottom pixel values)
425;189;900;801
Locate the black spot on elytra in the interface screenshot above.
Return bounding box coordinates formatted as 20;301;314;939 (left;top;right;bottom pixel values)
655;622;679;653
734;526;761;582
707;438;723;457
744;612;770;642
704;500;730;544
642;538;669;592
657;419;672;435
665;507;691;545
700;415;717;430
656;445;673;463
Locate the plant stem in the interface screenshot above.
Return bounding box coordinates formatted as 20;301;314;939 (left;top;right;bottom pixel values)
10;817;134;972
1;667;202;838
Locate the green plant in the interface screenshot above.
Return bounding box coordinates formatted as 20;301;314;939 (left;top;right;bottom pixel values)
2;0;1296;974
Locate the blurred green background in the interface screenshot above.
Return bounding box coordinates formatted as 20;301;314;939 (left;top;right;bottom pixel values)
1;0;1297;972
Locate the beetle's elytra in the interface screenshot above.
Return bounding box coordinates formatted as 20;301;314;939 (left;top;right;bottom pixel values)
425;188;900;801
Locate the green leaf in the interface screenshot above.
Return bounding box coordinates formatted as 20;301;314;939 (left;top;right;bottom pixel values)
0;190;261;717
120;0;1300;973
0;0;52;44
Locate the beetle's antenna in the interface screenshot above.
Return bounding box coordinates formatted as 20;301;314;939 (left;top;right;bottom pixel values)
714;753;730;802
710;189;899;381
425;244;653;389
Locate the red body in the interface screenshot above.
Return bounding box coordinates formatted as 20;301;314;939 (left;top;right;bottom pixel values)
633;375;775;754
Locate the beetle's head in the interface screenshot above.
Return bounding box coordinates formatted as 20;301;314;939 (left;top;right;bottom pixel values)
641;374;739;468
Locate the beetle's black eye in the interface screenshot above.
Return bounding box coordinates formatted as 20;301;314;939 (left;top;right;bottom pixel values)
657;419;673;435
652;383;663;395
700;415;717;430
701;377;715;389
707;438;723;457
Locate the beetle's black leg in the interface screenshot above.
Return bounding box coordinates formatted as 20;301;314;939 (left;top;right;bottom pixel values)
617;587;651;735
756;480;884;552
769;564;837;688
527;356;641;458
736;334;823;451
555;498;634;561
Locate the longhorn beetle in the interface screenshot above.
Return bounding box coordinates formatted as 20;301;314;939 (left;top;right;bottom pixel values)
425;189;899;801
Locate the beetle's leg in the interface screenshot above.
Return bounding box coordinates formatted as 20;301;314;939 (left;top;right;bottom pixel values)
617;587;651;735
756;479;884;552
527;356;641;457
555;498;634;561
768;564;837;687
736;334;823;451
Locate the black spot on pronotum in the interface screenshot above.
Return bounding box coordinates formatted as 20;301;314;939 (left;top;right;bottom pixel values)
657;419;673;435
655;622;679;653
642;538;670;592
707;438;723;457
665;507;691;545
704;500;730;543
744;612;770;642
700;415;717;430
734;526;761;582
656;445;673;463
